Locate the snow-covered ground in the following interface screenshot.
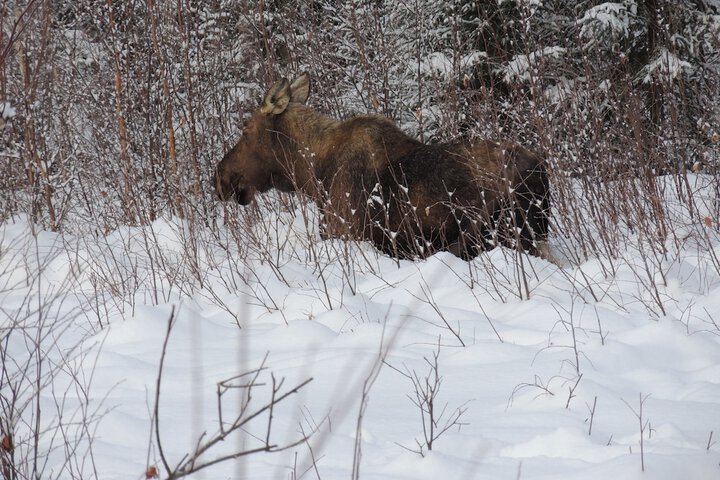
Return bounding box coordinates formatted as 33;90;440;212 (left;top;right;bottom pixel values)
1;175;720;479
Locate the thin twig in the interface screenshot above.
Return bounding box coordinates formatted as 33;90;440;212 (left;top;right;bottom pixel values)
153;305;176;477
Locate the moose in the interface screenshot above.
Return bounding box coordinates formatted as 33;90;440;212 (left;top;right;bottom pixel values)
214;72;552;261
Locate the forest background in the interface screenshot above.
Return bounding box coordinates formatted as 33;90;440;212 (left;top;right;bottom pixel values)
1;0;719;229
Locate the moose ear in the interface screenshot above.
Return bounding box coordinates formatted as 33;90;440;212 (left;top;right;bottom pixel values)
289;72;310;105
260;78;291;115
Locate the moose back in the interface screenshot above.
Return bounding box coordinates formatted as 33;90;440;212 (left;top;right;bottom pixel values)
214;73;551;260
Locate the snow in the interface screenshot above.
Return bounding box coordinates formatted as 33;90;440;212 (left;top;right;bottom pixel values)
577;2;635;45
500;47;567;83
419;51;487;81
1;101;16;127
641;48;694;84
2;176;720;479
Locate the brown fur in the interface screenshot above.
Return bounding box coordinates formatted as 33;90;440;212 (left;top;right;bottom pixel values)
214;73;551;260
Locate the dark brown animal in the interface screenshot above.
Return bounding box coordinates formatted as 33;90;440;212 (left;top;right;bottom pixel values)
214;73;552;260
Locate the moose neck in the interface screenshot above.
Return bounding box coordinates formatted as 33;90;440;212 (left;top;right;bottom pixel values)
275;105;340;193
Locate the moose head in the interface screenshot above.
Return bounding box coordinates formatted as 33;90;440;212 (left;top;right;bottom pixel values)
214;73;311;205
